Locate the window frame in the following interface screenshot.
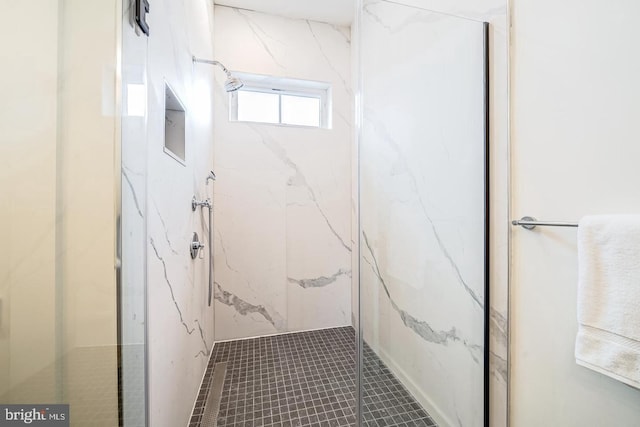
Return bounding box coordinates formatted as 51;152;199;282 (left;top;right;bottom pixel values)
229;72;332;129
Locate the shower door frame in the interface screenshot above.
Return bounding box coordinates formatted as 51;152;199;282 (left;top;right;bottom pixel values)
482;21;491;427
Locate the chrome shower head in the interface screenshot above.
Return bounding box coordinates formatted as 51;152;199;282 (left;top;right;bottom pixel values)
192;56;244;92
206;170;216;184
224;76;244;92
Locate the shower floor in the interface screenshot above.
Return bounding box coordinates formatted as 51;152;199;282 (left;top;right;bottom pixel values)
189;326;437;427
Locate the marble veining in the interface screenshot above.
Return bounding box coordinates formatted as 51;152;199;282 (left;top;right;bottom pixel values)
122;167;143;218
195;321;211;358
216;230;241;275
288;269;351;289
152;200;180;255
248;124;351;254
366;113;484;309
149;238;210;357
214;282;286;331
330;24;351;44
214;225;282;301
149;238;193;335
362;231;482;363
489;308;508;382
367;0;506;23
490;308;507;349
306;20;351;95
364;3;446;33
233;8;286;70
490;351;507;383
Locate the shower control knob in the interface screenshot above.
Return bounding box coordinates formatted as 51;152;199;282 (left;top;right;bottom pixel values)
190;232;205;260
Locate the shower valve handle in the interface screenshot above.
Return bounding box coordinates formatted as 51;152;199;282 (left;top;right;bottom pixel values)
190;232;205;260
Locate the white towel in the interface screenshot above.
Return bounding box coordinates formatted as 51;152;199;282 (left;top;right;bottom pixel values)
576;215;640;389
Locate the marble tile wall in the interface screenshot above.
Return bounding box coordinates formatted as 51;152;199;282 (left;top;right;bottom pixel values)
357;1;508;426
121;0;218;426
212;6;353;340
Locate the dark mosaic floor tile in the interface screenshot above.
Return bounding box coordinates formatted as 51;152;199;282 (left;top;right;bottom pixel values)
189;327;436;427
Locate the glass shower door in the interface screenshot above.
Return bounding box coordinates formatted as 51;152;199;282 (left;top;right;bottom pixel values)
358;1;489;426
0;1;64;405
0;1;143;425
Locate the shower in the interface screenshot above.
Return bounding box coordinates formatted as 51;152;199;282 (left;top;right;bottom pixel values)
192;172;216;307
192;56;244;92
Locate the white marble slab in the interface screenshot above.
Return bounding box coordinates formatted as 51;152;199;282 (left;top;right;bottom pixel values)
212;6;353;339
120;0;218;426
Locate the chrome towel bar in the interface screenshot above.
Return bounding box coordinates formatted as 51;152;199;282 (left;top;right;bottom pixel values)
511;216;579;230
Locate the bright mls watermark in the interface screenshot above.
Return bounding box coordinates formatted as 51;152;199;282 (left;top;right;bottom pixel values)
0;405;69;426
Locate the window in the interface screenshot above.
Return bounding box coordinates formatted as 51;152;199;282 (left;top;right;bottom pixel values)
230;73;331;129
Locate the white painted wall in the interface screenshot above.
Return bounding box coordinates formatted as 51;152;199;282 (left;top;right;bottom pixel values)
212;6;353;340
510;0;640;425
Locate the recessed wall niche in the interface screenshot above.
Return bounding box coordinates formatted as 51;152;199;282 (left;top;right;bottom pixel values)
164;82;186;164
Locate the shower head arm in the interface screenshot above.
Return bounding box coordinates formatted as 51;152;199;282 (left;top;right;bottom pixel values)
192;56;244;92
192;56;232;78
